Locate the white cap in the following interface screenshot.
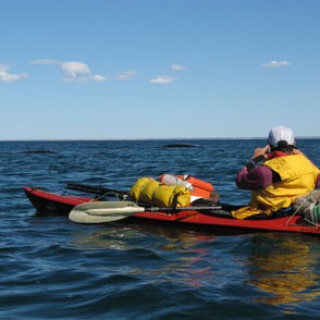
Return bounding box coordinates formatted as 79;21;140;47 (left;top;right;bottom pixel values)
268;125;295;146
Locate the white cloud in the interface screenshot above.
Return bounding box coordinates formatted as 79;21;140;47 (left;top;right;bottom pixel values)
91;74;105;82
31;60;137;82
31;59;105;82
262;60;291;67
149;75;177;84
61;61;92;81
111;70;138;81
170;64;186;71
0;64;28;83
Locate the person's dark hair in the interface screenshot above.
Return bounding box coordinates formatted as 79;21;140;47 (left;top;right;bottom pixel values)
270;140;297;153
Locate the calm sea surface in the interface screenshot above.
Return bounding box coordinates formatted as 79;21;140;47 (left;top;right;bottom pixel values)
1;139;320;319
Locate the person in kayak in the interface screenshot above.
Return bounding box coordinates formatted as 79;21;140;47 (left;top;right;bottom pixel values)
233;125;320;219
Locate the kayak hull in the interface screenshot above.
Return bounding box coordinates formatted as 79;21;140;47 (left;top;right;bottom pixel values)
23;187;320;236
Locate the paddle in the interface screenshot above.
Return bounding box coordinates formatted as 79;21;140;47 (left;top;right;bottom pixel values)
68;201;223;224
66;183;128;198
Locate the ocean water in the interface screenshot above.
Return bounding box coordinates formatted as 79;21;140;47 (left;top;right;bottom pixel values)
1;139;320;319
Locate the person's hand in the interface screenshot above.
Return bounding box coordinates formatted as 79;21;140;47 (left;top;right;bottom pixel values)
251;145;270;162
292;148;302;155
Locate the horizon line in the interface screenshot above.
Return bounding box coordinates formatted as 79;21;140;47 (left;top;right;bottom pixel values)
1;135;320;142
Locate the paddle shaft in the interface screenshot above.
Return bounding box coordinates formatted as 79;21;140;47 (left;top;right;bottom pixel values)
143;205;222;213
82;203;223;217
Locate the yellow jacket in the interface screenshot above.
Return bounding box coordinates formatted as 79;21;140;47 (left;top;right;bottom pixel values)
232;154;320;219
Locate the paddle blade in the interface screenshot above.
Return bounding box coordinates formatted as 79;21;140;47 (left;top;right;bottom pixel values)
69;201;145;224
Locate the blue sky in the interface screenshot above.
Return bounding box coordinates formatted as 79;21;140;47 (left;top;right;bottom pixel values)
1;0;319;140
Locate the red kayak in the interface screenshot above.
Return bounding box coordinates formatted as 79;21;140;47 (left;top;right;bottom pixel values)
23;186;320;236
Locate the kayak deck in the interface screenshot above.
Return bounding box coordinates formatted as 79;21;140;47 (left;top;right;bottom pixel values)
23;186;320;235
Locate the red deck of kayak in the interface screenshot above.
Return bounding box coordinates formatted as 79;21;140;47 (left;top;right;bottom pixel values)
23;186;320;235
